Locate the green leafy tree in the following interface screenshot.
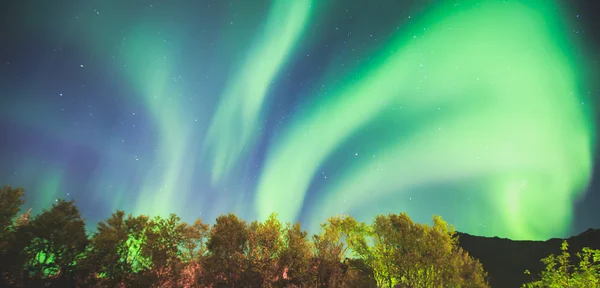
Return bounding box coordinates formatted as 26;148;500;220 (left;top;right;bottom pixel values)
83;211;150;287
179;218;210;286
245;213;284;287
0;183;493;288
523;240;600;288
0;185;24;235
0;185;25;287
356;213;488;288
182;218;210;263
204;213;248;287
341;258;378;288
312;215;374;288
86;213;192;287
278;222;315;287
312;226;345;287
19;200;88;286
141;214;187;286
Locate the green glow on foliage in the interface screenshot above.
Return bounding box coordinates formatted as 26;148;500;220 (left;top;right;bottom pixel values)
32;250;58;276
126;235;147;271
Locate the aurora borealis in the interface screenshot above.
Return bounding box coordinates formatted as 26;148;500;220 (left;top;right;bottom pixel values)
1;0;598;240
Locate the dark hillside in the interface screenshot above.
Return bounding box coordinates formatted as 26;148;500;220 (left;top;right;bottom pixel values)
457;229;600;288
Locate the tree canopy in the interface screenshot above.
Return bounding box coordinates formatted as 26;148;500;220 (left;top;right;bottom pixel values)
0;186;489;287
523;240;600;288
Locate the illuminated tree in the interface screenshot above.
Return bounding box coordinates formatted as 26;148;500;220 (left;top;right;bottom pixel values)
0;184;490;288
313;215;375;288
353;213;488;288
20;200;88;286
523;241;600;288
83;211;150;286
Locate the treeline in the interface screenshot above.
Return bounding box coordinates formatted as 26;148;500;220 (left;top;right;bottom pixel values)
0;185;490;287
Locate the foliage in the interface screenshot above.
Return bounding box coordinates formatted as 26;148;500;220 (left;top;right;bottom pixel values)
18;200;87;286
245;213;283;287
278;222;315;287
523;240;600;288
83;210;150;286
182;218;210;262
203;213;248;287
0;185;24;234
0;186;24;286
351;213;488;288
312;215;372;287
0;185;489;288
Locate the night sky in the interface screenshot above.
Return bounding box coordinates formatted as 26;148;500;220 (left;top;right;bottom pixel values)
1;0;599;241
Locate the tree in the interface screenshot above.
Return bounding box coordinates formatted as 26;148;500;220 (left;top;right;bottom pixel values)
181;218;210;263
523;241;600;287
179;218;210;286
278;222;315;287
0;185;25;287
312;226;345;287
312;215;373;288
204;213;248;287
0;183;492;287
84;213;190;287
356;213;488;288
245;213;284;287
141;214;187;286
0;185;24;234
342;258;378;288
83;211;150;287
19;200;88;286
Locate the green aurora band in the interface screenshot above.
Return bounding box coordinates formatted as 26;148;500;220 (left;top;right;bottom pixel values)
203;0;313;184
256;0;593;240
115;0;314;217
12;0;593;241
119;26;195;217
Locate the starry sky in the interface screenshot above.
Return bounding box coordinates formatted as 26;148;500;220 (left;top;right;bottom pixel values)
1;0;599;240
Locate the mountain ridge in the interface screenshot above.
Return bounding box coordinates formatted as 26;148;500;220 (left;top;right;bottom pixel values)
456;228;600;287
